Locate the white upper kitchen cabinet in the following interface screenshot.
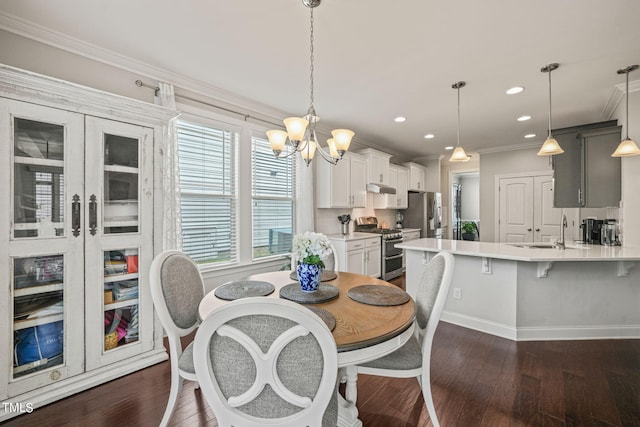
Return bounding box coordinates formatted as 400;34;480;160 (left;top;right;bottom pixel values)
316;151;366;208
404;162;426;192
358;148;392;185
373;164;408;209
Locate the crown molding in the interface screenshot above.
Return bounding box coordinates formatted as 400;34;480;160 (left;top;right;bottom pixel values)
476;140;542;155
601;79;640;120
0;11;293;122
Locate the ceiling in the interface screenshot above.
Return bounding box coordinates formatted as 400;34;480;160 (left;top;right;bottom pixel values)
2;0;640;161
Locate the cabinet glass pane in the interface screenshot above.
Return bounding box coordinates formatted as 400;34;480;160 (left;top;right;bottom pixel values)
13;118;65;239
14;118;63;160
103;249;139;350
105;134;138;167
103;133;139;234
12;255;65;379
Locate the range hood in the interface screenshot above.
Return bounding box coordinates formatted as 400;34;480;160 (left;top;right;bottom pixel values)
366;183;396;194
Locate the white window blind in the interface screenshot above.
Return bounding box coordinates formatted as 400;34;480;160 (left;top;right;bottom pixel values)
251;136;295;259
177;121;237;265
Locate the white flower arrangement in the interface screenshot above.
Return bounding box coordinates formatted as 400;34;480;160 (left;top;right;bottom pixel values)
292;231;332;267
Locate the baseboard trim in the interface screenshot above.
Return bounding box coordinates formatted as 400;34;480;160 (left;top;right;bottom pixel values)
515;325;640;341
441;311;517;340
441;311;640;341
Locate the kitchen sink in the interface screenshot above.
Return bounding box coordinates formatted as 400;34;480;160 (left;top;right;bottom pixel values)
508;243;577;249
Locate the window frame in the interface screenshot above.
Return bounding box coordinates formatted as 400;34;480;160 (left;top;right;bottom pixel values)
250;132;296;261
174;103;296;272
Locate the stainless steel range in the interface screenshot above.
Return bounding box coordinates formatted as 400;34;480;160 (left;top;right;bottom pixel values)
354;217;404;281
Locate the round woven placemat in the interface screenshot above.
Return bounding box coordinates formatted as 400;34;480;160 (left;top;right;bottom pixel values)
289;270;338;282
305;306;336;331
347;284;411;306
279;283;339;304
214;280;275;301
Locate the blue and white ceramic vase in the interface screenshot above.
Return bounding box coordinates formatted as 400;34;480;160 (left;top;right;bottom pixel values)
297;263;322;293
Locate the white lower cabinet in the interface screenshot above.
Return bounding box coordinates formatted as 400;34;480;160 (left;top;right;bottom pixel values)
0;65;176;421
330;236;381;278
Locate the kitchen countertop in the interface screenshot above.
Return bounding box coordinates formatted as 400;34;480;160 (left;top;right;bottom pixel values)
327;232;381;241
397;238;640;262
399;228;421;234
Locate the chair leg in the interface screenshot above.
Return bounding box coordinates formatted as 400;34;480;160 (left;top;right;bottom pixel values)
160;372;184;427
421;370;439;427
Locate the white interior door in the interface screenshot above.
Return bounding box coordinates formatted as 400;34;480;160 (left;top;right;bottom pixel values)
533;175;562;242
499;177;533;243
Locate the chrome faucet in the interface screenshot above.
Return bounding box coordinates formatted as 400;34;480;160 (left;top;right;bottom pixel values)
556;214;567;250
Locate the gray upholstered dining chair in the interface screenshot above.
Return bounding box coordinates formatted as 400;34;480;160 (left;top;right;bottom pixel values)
149;250;206;427
355;250;454;427
193;297;339;427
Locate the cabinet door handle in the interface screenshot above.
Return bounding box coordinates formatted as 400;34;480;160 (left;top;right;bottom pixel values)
379;173;383;182
527;228;532;232
535;228;540;232
578;188;582;205
89;194;97;236
72;194;81;237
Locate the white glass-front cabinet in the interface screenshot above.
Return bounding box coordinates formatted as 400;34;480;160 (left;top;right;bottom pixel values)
0;65;176;421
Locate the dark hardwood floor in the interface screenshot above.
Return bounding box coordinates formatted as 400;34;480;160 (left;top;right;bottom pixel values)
3;275;639;427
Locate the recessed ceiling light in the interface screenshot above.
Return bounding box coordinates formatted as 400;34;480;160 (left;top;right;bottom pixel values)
394;116;406;123
517;115;531;121
525;133;536;139
506;86;524;95
424;134;435;139
444;146;454;150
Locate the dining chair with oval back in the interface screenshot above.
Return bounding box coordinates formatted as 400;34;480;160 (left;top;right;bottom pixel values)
355;251;455;427
193;297;339;427
149;250;206;427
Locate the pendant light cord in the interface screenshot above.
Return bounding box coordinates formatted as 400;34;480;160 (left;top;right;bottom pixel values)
456;84;461;147
547;68;553;138
625;69;629;139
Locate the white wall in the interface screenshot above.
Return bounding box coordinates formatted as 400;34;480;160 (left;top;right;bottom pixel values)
459;174;480;220
618;91;640;247
424;157;441;192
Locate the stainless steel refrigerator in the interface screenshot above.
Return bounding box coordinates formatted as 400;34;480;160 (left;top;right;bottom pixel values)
403;191;442;238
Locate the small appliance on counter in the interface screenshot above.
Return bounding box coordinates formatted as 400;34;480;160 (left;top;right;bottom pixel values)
395;211;404;229
337;214;351;235
600;219;620;246
580;218;603;244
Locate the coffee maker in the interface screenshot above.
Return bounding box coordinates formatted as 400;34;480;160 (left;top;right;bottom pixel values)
581;218;603;244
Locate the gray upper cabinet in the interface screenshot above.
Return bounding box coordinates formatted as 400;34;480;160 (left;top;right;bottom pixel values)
552;121;621;208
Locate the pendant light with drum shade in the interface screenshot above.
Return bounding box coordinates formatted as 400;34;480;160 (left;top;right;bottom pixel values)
449;81;471;162
611;65;640;157
537;63;564;156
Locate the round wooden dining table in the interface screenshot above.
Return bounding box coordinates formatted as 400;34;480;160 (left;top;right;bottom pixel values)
198;270;416;427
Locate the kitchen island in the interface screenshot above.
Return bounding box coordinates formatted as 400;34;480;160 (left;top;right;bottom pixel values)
397;238;640;341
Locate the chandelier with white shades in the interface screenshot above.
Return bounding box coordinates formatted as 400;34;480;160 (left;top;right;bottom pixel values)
266;0;354;166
